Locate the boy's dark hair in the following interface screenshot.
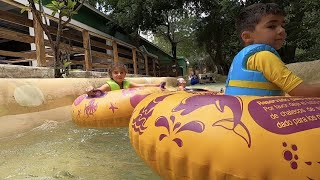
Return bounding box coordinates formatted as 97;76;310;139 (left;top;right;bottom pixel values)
108;62;128;78
236;3;285;37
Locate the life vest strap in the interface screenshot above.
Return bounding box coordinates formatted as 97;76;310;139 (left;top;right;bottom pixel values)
228;80;280;90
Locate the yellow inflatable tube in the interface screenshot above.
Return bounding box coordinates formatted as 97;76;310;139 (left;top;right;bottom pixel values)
129;92;320;180
72;87;166;128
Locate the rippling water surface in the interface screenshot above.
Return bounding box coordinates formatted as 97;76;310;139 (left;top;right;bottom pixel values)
0;83;225;179
0;120;161;180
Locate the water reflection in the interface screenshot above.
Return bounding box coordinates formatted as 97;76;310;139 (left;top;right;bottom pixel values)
0;120;161;180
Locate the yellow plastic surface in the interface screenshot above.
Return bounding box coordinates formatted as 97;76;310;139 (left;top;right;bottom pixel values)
129;92;320;180
72;87;165;128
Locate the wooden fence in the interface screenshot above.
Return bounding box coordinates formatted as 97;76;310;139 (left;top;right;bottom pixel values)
0;2;161;76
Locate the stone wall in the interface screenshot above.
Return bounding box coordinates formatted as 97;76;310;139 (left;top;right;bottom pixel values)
0;64;54;78
0;64;145;78
286;60;320;83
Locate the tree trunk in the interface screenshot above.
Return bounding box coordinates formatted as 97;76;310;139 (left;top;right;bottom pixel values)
53;46;63;78
132;31;141;48
171;42;178;76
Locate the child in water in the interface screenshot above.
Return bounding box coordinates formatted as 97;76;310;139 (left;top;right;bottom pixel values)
177;77;187;91
86;62;165;97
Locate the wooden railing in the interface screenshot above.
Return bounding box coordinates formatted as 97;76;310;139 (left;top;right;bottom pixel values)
0;2;160;76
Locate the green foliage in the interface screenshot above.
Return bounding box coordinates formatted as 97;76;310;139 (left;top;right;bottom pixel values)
23;0;84;77
98;0;182;34
87;0;320;73
46;0;78;17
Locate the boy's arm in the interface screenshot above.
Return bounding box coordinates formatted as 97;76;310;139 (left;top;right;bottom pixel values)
248;51;320;97
247;51;302;94
288;82;320;97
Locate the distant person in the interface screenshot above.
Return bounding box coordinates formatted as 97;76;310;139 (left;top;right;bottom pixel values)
177;77;187;91
86;62;165;97
225;3;320;96
189;71;199;85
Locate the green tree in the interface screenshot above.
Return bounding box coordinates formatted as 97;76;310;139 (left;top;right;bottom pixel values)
88;0;320;75
23;0;84;77
192;0;241;74
91;0;183;48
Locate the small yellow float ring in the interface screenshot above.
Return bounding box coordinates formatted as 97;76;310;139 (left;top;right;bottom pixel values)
72;87;165;128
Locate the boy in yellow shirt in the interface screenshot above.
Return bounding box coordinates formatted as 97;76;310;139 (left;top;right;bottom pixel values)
225;3;320;96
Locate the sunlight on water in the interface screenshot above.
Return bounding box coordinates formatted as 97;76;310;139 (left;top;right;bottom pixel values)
0;120;161;180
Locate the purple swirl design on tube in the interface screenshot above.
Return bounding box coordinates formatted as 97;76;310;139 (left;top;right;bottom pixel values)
173;94;252;148
130;94;150;108
155;115;205;147
131;94;173;135
73;95;86;106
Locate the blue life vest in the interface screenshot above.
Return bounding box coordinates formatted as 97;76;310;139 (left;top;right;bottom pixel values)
225;44;283;96
106;79;130;90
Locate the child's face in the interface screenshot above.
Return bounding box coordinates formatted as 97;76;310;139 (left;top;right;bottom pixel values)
179;82;186;87
246;14;286;50
111;67;126;84
178;79;187;87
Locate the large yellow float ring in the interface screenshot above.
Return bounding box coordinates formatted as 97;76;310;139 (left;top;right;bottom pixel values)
129;91;320;180
72;87;165;128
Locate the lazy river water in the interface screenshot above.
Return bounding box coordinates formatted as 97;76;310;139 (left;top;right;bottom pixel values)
0;78;225;180
0;120;161;180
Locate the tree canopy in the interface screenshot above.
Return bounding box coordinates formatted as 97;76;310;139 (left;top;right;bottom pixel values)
89;0;320;74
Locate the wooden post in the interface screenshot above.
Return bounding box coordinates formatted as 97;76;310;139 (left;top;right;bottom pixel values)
33;16;46;66
132;48;137;76
144;54;149;76
153;58;156;76
82;30;92;71
112;40;119;63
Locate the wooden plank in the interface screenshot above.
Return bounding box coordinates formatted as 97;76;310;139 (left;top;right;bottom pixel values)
112;40;119;63
0;50;36;59
88;32;113;43
56;42;84;54
0;9;33;27
92;63;110;69
70;51;113;62
33;16;46;67
118;48;133;57
0;59;33;63
1;0;26;9
70;60;84;65
90;39;113;51
91;50;113;59
0;27;34;43
47;26;113;51
118;57;133;64
82;30;92;71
